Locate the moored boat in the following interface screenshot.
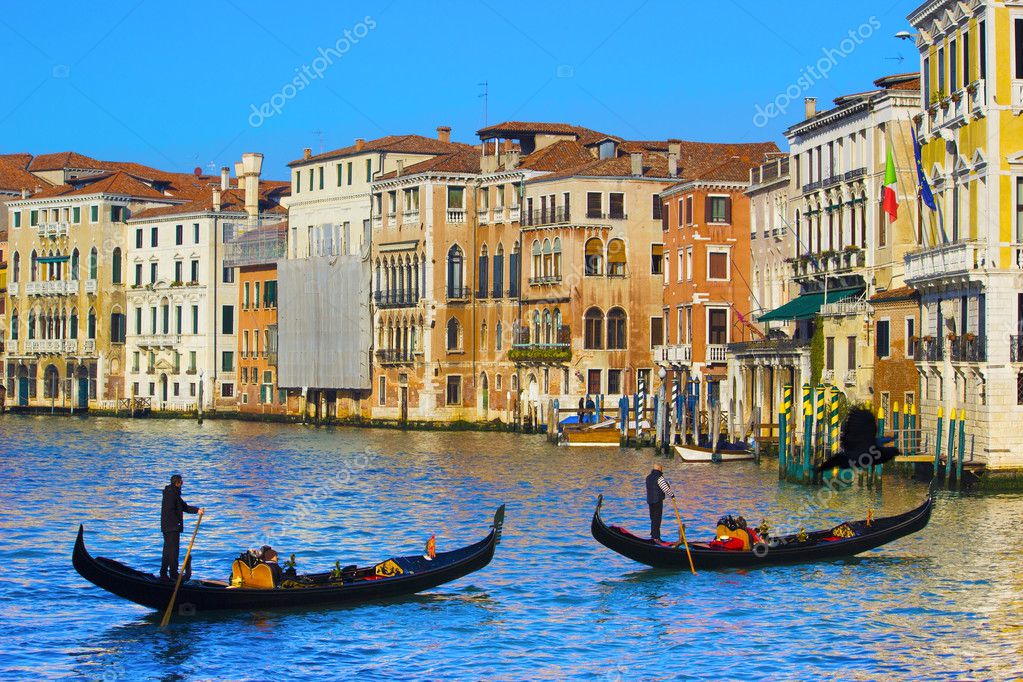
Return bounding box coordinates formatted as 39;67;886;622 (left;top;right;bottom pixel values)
591;495;931;569
674;443;754;462
73;505;505;613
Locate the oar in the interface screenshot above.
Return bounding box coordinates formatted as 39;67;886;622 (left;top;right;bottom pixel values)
669;492;696;575
160;510;204;628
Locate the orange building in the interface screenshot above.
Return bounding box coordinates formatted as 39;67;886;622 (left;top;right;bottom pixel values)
226;222;294;414
657;145;777;412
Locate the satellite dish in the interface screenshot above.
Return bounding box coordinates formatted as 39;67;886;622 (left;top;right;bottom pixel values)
193;167;203;176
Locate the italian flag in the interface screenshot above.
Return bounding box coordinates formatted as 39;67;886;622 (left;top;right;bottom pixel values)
882;147;898;222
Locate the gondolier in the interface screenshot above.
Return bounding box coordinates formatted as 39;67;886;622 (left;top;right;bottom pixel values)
160;474;203;580
645;464;674;540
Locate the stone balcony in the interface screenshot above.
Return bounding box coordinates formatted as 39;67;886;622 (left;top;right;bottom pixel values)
919;81;988;138
820;299;869;318
446;209;466;224
37;222;69;239
904;241;984;285
135;333;181;348
790;249;865;281
8;282;18;296
654;343;693;365
85;279;97;295
25;339;64;354
82;339;96;355
25;280;79;296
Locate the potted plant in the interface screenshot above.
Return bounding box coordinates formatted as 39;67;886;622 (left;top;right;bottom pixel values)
950;91;962;103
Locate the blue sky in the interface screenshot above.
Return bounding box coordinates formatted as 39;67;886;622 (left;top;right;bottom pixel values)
0;1;923;180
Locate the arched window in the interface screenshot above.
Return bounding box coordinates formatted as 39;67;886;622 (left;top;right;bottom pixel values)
495;320;503;351
532;310;540;343
553;238;562;278
89;247;98;280
608;238;626;277
584;307;604;349
481;322;488;351
87;307;96;339
69;308;78;340
584;238;604;276
71;248;80;280
112;247;122;284
446;317;461;351
512;374;519;393
12;252;19;283
531;240;541;278
28;309;36;339
607;307;627;349
10;308;18;341
30;250;38;281
161;297;170;334
447;245;463;298
478;244;489;298
542;239;552;277
374;260;381;296
543;308;552;345
554;308;563;343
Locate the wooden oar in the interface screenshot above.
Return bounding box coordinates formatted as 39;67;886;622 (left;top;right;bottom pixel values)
669;494;696;575
160;510;204;628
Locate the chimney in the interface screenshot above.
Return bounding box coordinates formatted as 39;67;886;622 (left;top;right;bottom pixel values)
220;166;230;191
241;152;264;224
234;162;244;189
355;138;365;151
212;187;222;212
668;154;678;178
504;150;521;171
804;97;817;119
668;139;681;159
630;153;643;177
437;126;451;143
396;160;404;177
303;147;312;160
21;188;29;199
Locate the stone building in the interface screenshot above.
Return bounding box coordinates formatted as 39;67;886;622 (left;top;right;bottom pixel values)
870;286;920;417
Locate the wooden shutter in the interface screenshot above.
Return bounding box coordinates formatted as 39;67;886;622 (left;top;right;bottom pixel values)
709;252;728;279
705;196;713;222
723;197;732;224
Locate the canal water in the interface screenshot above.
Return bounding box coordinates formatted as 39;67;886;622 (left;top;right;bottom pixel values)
0;415;1020;681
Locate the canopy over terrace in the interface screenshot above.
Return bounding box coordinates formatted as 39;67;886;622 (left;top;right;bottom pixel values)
757;287;863;323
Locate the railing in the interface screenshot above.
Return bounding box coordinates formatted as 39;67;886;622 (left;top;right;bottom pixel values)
528;275;562;285
38;222;69;238
83;339;96;355
446;209;466;224
64;339;78;354
1014;80;1023;114
374;290;420;309
822;369;835;384
914;338;943;362
802;180;823;194
512;325;571;347
654;344;692;364
904;241;981;283
706;344;727;363
584;211;627;220
446;285;470;301
1012;336;1023;363
85;279;97;295
523;207;570;227
401;209;420;224
728;337;810;356
376;349;415;365
843;369;857;386
25;339;63;354
476;208;490;224
950;335;987;362
136;333;181;347
8;282;17;296
508;206;521;223
843;167;867;181
820;299;869;317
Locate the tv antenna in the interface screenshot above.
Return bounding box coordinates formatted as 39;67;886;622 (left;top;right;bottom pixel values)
478;81;489;128
311;129;325;154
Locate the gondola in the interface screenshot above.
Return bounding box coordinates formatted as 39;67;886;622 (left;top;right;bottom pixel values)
73;505;504;613
591;495;931;569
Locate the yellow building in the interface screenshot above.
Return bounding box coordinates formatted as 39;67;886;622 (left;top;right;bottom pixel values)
905;0;1023;472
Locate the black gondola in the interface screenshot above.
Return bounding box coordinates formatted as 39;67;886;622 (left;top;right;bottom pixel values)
591;495;931;569
73;505;504;613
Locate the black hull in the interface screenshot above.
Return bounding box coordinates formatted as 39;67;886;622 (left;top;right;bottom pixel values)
74;506;504;613
591;495;931;569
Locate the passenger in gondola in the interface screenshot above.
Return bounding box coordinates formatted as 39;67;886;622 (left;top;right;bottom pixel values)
645;464;674;541
262;548;283;587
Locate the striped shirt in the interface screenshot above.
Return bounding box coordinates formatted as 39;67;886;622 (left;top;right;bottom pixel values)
658;476;673;498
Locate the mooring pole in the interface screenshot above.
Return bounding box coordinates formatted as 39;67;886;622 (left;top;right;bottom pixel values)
933;407;944;479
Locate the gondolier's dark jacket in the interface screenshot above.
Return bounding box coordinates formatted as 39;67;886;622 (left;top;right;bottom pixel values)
161;485;198;533
646;470;669;505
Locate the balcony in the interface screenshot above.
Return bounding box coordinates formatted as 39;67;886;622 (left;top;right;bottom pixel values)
476;208;490;225
446;285;470;302
374;290;420;309
523;207;571;227
843;167;867;181
508;206;521;223
904;241;982;284
585;211;627;221
509;326;572;363
82;339;96;355
1014;80;1023;114
136;333;181;348
820;299;868;317
401;209;420;225
654;344;692;364
25;339;63;354
446;209;466;224
85;279;97;295
844;369;858;386
64;339;78;354
25;280;77;296
706;344;728;364
528;275;562;286
913;338;943;362
801;180;823;194
8;282;18;297
950;335;986;363
375;349;415;366
822;369;835;384
38;222;69;239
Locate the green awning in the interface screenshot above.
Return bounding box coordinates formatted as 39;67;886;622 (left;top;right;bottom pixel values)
36;255;70;264
758;287;863;322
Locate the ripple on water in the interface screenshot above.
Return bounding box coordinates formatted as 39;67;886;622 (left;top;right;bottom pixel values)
0;415;1020;680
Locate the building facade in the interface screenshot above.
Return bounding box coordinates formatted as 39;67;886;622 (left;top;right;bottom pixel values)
905;0;1023;470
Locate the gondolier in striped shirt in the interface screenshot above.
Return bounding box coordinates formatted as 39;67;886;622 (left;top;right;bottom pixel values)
645;463;674;541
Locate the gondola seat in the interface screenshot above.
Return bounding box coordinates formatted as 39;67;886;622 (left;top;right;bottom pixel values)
230;560;276;589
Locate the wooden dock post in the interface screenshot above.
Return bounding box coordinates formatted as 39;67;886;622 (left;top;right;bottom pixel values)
956;409;966;487
801;384;813;483
945;407;957;487
873;406;885;490
933;407;944;479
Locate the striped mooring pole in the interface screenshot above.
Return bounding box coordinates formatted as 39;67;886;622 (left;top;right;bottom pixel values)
933;406;944;478
945;407;957;484
957;409;966;486
873;406;885;489
801;383;812;482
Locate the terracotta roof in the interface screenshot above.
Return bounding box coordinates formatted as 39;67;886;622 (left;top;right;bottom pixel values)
874;73;921;91
128;184;288;220
29;171;170;200
869;286;919;303
376;149;481;180
27;151;104;171
0;154;48;193
518;140;595;171
289;135;471;166
535;150;676;182
476;121;614;145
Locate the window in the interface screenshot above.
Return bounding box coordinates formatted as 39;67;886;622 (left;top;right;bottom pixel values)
1016;18;1023;79
175;305;182;334
446;317;461;351
346;162;353;186
150;226;158;247
87;308;97;339
111;248;121;284
190;260;199;283
652;195;662;220
132;352;140;372
707;196;731;223
446;376;462;405
651;244;663;276
308;168;313;191
584;238;604;276
221;383;234;398
174;261;183;283
607;239;626;277
72;207;80;224
90;205;98;222
586;192;602;219
110;311;126;343
319;166;324;190
222;351;234;372
708;308;728;345
446;245;464;297
950;38;958;91
12;211;21;228
175;224;183;245
650;316;663;348
189;350;197;371
150;262;158;284
447;186;465;209
223;266;234;283
980;20;987;80
222;305;234;334
1016;178;1023;242
609;192;625;219
378;375;386;406
135;229;143;249
847;336;857;371
708;250;729;280
584;307;604;349
685;196;693;225
607;369;622;395
905;317;917;359
30;209;38;226
826;336;835;371
243;282;250;309
193;223;200;244
254;282;261;309
134;307;142;334
366;158;372;182
88;247;98;280
607;308;627;349
265;280;277;308
876;320;890;358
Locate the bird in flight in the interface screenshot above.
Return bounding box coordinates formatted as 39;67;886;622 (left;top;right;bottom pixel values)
817;407;900;472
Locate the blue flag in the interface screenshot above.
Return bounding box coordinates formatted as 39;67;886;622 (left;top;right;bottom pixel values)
912;127;937;211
